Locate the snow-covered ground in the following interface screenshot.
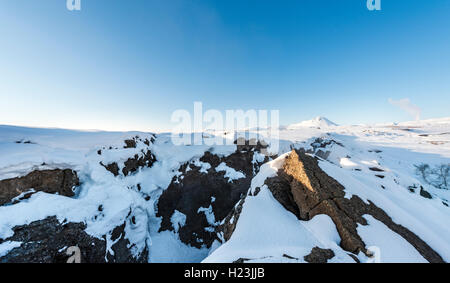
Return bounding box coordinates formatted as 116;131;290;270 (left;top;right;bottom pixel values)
0;117;449;263
0;126;236;262
205;117;450;263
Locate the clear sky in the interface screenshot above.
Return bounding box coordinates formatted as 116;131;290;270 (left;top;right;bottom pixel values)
0;0;449;132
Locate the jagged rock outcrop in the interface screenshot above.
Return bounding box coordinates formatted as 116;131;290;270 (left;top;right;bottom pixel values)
0;169;79;206
0;216;147;263
157;139;270;248
262;149;444;263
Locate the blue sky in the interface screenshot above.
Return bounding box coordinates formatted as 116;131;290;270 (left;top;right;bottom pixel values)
0;0;449;131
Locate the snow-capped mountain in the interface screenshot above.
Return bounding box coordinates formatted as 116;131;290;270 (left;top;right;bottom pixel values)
287;116;338;129
0;118;449;263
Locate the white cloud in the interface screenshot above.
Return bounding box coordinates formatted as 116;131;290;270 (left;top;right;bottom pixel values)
388;98;422;121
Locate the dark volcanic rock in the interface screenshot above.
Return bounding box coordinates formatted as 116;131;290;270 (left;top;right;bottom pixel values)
101;150;156;177
105;222;148;263
124;138;137;149
282;254;299;260
124;136;155;148
101;162;120;177
221;197;246;242
157;140;270;248
0;216;104;263
420;186;432;199
101;137;157;177
0;216;147;263
233;258;251;263
262;150;445;263
304;247;335;263
311;137;344;151
122;150;156;176
0;169;79;206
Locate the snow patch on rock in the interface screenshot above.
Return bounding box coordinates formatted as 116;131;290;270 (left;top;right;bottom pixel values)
215;162;246;183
